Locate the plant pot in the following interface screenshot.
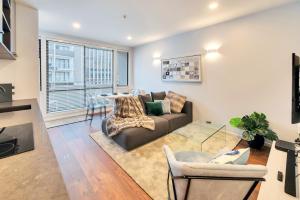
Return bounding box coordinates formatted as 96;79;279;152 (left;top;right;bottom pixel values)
247;134;265;150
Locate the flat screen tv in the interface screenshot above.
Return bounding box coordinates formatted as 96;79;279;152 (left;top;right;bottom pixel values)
292;53;300;124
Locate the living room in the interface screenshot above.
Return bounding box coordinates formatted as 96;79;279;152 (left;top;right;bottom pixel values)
0;0;300;200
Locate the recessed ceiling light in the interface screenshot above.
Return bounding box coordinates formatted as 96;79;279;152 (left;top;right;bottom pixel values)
72;22;81;29
208;2;219;10
127;36;132;40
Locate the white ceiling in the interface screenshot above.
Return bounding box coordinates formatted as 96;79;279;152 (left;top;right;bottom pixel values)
17;0;296;47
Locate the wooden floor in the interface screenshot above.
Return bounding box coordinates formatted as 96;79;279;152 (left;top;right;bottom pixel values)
234;140;270;200
48;117;270;200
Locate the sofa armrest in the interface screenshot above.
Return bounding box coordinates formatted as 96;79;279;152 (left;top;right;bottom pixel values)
182;101;193;122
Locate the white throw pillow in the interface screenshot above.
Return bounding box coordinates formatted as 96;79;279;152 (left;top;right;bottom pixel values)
154;99;171;114
209;148;250;165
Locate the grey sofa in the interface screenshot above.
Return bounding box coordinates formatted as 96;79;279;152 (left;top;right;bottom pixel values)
102;101;193;150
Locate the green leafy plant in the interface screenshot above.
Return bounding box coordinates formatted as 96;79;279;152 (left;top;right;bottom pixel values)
230;112;278;141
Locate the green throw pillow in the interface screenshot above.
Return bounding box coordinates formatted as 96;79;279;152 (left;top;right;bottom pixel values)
146;102;163;116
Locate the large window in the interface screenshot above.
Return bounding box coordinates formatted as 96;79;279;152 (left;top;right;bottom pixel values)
46;41;114;113
117;51;128;86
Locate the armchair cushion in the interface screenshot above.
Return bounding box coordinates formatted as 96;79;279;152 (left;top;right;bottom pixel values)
209;148;250;165
175;151;213;163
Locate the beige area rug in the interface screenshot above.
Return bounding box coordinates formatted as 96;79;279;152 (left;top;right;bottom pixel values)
90;122;241;200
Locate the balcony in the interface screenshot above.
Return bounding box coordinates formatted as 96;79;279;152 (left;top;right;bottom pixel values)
47;86;113;113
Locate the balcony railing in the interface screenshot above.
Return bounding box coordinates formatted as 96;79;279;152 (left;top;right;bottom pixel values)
47;86;113;113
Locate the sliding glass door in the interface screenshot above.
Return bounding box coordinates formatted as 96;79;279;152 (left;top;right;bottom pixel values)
46;41;113;113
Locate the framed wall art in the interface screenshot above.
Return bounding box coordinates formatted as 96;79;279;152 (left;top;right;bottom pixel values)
161;55;201;82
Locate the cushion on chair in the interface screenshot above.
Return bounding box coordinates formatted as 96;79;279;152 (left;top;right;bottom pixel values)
209;148;250;165
165;91;187;113
175;151;213;163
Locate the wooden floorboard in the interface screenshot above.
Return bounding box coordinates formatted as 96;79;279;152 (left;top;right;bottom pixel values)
48;117;270;200
48;117;151;200
234;140;271;200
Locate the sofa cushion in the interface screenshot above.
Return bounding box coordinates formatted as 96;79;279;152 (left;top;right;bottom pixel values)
110;116;169;150
154;99;171;114
138;94;152;114
151;91;166;100
160;113;189;132
165;91;187;113
146;102;163;116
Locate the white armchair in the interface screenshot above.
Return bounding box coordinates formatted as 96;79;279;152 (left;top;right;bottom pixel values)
163;145;267;200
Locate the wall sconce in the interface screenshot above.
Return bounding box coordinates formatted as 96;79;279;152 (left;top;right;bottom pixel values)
205;42;221;60
153;52;161;66
206;49;218;54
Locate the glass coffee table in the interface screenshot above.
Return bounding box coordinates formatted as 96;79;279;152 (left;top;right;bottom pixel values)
173;121;226;152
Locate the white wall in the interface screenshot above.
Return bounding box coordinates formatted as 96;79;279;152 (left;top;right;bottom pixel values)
133;2;300;142
0;3;39;100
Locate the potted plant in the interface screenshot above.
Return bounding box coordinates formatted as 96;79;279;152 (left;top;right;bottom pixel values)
230;112;278;149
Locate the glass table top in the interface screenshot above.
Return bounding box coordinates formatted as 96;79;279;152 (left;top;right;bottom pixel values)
171;121;226;151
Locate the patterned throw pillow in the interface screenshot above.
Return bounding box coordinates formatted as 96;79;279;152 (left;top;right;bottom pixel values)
165;91;187;113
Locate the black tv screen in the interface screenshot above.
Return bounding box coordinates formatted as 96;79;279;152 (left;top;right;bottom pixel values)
292;53;300;124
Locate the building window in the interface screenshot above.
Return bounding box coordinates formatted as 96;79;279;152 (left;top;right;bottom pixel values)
117;51;128;86
56;58;70;69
